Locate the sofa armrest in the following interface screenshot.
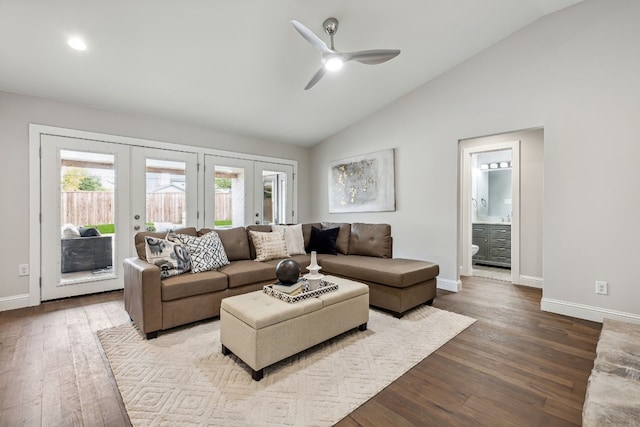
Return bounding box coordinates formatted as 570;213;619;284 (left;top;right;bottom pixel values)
124;257;162;338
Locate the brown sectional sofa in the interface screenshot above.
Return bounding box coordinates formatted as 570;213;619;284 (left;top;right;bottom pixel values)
124;222;439;339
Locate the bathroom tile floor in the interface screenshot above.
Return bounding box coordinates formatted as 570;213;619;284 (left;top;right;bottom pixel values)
473;265;511;282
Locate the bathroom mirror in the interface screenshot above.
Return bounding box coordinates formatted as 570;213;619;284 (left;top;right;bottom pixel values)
472;149;512;222
487;170;511;218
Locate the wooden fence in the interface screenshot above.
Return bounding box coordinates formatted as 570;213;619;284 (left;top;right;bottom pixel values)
62;192;232;226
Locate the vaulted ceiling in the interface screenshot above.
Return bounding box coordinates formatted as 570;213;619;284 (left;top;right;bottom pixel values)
0;0;582;146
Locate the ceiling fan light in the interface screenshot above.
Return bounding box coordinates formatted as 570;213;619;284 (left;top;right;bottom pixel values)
67;37;87;51
324;57;343;71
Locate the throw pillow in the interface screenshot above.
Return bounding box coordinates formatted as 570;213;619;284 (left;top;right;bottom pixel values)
61;224;81;239
144;235;192;279
271;224;306;255
172;231;230;273
308;225;339;255
248;230;289;261
79;226;101;237
321;222;351;254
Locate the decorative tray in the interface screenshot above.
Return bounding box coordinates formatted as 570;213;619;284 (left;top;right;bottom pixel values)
263;279;338;304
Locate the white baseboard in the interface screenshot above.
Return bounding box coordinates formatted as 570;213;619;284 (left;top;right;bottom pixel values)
0;294;31;312
541;297;640;324
519;275;543;288
437;278;462;292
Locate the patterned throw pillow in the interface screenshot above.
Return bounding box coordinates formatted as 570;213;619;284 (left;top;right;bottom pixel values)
144;235;192;279
271;224;306;255
172;231;230;273
249;230;289;262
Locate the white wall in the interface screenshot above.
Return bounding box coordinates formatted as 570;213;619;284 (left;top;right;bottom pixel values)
0;90;311;306
310;0;640;321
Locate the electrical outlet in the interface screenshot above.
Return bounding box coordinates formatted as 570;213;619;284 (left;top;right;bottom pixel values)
595;281;608;295
18;264;30;277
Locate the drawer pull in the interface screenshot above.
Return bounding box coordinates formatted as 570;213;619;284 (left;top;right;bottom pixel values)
496;230;507;233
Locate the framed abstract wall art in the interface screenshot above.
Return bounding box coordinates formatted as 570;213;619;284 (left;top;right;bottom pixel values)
328;148;395;213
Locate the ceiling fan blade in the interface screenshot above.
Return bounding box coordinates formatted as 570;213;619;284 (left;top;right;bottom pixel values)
304;67;327;90
346;49;401;65
291;20;331;54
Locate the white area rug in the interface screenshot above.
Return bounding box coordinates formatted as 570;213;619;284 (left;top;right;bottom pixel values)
98;306;475;427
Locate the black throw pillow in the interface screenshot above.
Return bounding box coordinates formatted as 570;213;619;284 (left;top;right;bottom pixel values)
308;226;339;255
79;226;101;237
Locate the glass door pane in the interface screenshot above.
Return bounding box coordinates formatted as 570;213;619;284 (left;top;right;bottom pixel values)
215;165;246;227
144;159;188;232
204;156;254;228
59;150;116;282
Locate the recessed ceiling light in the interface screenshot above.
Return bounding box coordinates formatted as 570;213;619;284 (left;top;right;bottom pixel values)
67;37;87;51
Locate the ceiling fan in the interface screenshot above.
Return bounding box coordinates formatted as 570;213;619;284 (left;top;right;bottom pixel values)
290;17;401;90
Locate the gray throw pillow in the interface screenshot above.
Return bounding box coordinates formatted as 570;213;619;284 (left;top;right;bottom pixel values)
144;235;192;279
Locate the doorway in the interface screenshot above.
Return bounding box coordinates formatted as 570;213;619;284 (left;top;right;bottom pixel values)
459;140;520;284
471;149;513;281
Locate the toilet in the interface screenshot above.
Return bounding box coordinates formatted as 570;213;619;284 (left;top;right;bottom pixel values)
471;244;479;256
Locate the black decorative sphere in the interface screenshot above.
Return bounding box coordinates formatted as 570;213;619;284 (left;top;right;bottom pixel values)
275;259;301;285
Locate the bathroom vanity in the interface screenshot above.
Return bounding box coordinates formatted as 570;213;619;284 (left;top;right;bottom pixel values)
472;223;511;267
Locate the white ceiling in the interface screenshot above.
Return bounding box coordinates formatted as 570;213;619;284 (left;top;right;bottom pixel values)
0;0;582;147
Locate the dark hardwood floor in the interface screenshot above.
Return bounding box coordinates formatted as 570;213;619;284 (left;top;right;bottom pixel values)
0;276;601;426
338;276;602;427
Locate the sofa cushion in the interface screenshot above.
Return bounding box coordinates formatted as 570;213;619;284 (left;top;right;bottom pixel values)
308;226;339;255
249;230;289;261
302;223;322;251
348;223;392;258
172;231;230;273
322;222;351;255
272;224;306;255
144;235;191;279
221;290;323;330
218;260;277;288
135;227;197;260
161;269;228;301
200;227;251;261
320;255;439;288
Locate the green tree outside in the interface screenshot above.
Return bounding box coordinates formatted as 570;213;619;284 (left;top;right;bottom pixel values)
215;177;231;190
62;168;104;191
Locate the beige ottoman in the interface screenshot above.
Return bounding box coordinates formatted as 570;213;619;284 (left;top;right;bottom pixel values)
220;276;369;381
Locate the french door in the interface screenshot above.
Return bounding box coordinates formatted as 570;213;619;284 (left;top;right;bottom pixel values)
40;135;198;300
204;156;294;228
255;161;294;225
41;135;130;300
131;147;198;235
